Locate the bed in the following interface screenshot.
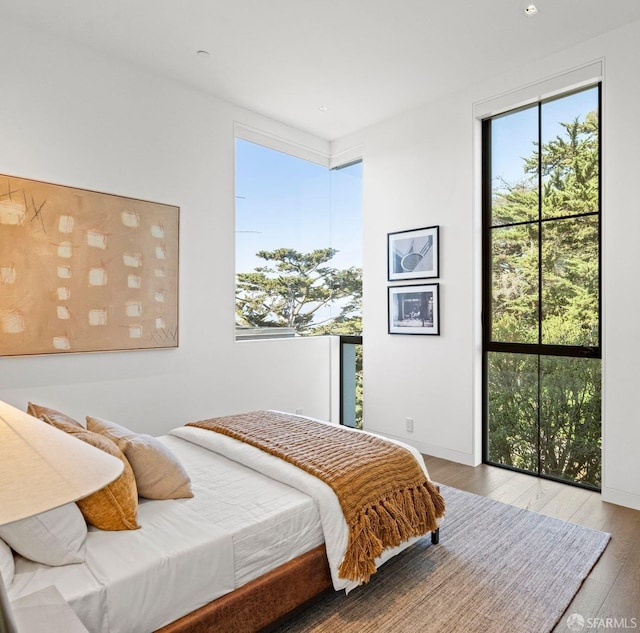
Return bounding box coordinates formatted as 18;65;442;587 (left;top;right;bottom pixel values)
3;408;445;633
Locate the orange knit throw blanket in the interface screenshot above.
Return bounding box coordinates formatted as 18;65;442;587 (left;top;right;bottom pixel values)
188;410;445;584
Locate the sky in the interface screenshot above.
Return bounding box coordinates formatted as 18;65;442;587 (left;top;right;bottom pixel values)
491;85;599;187
235;140;363;275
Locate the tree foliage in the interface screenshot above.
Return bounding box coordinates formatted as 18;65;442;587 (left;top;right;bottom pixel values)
236;247;362;335
488;109;601;488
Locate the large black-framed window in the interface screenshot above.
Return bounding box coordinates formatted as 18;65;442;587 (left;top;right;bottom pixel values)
482;84;602;490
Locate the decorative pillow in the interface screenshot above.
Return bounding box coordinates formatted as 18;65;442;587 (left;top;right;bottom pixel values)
0;539;14;587
26;402;84;428
86;416;193;500
0;503;86;566
43;418;140;531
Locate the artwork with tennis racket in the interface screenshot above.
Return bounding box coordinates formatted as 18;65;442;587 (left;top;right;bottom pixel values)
387;225;439;281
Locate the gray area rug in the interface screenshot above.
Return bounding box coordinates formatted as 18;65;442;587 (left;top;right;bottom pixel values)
274;485;610;633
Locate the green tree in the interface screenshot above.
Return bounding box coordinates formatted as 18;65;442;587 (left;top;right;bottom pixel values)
236;247;362;335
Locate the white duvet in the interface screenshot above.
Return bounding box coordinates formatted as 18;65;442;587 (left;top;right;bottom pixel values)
170;419;434;594
8;418;436;632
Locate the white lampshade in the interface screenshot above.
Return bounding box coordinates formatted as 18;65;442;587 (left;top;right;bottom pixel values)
0;399;124;633
0;399;123;525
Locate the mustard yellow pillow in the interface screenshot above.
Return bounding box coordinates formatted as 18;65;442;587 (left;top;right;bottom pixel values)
27;402;84;428
44;418;140;531
87;416;193;500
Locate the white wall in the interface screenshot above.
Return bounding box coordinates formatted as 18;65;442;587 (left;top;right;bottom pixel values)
0;19;335;433
333;20;640;510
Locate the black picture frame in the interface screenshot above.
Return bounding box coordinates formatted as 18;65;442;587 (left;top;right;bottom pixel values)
388;283;440;335
387;225;439;281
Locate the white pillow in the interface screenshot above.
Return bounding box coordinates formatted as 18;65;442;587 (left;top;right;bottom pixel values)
0;538;14;587
0;503;87;566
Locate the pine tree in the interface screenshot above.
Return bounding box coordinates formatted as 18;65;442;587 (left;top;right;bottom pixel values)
236;247;362;335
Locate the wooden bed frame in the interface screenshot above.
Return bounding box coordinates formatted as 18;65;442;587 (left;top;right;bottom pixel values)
156;527;440;633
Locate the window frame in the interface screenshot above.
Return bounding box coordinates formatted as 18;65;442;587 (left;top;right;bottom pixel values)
481;83;602;490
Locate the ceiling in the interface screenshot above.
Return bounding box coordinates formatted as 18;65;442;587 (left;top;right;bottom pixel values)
3;0;640;140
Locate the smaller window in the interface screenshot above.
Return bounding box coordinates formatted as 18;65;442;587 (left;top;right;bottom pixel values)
235;139;362;340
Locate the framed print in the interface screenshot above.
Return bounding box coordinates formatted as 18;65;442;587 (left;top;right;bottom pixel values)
387;225;439;281
388;283;440;335
0;173;179;356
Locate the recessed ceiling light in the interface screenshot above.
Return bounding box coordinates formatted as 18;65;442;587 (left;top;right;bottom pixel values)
318;105;328;112
196;50;210;58
524;4;538;16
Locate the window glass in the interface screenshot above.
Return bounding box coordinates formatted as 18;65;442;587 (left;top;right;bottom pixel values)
235;139;362;339
539;355;601;487
541;88;600;220
483;84;601;490
490;106;538;226
487;351;539;473
541;215;599;346
490;224;539;344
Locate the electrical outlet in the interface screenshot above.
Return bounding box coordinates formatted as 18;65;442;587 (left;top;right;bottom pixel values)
405;417;414;432
295;408;304;415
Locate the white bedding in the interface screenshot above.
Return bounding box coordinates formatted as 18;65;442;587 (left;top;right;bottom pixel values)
8;418;436;632
9;433;324;633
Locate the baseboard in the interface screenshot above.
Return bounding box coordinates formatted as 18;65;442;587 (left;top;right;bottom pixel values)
601;486;640;511
366;430;479;467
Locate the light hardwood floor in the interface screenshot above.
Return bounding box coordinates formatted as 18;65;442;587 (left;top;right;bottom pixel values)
424;456;640;630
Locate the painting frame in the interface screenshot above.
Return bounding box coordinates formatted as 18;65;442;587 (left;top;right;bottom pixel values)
388;283;440;336
387;225;439;281
0;173;179;357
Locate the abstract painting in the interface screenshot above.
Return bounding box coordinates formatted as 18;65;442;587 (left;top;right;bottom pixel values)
0;174;179;356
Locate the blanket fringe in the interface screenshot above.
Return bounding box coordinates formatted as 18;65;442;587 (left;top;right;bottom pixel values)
338;481;445;584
